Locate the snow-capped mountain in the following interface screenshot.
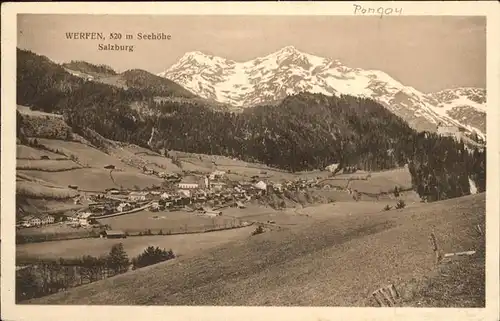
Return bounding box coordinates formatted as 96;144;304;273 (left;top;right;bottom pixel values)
430;88;486;135
158;46;486;138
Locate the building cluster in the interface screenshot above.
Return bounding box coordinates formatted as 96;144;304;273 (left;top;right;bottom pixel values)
18;169;347;230
17;214;55;228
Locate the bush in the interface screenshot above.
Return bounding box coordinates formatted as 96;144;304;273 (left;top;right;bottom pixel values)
132;246;175;269
396;200;406;209
394;186;400;197
251;225;264;236
383;204;392;211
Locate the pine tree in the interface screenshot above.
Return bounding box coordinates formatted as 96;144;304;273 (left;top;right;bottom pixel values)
107;243;129;274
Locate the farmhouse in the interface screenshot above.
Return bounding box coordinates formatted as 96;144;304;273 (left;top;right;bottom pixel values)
325;163;340;173
40;214;55;225
150;202;160;212
107;188;121;195
160;192;172;200
40;155;50;160
254;181;267;191
78;212;94;226
198;207;222;216
100;230;127;239
21;215;41;227
272;183;283;192
209;170;226;180
178;189;192;198
143;167;154;175
117;202;132;212
128;191;147;202
210;181;227;191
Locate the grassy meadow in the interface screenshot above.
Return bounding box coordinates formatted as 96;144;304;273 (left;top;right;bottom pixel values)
26;193;485;306
17;225;256;262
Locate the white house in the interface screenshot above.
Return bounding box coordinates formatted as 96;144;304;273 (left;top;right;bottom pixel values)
40;215;55;225
117;202;132;212
209;170;226;180
325;163;340;172
254;181;267;191
210;182;227;191
78;212;93;226
128;192;147;202
178;189;192;198
160;192;172;200
21;215;40;227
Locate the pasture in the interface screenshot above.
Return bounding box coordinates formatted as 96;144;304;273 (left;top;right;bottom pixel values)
16;197;82;215
140;154;182;173
16;225;256;262
36;139;139;172
17;168;163;191
17;145;67;160
99;210;241;234
17;105;63;118
16;159;82;172
27;193;485;306
16;180;79;200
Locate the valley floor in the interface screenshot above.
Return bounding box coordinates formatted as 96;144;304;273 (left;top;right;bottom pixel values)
24;193;485;307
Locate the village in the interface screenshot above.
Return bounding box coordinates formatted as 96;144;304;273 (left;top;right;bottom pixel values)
16;167;351;231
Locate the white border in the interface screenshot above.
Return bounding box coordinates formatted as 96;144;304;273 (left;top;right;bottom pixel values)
2;2;499;321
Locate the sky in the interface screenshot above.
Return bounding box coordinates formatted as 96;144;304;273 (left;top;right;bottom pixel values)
17;14;486;93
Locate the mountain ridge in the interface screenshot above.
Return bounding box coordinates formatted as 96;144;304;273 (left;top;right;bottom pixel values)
158;46;486;139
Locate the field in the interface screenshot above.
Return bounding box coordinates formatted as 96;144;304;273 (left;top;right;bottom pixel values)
99;210;243;233
27;193;485;306
17;105;63;118
17;225;256;262
17;145;68;160
36;139;140;172
350;168;413;193
140;154;182;173
16;180;79;199
16;159;82;172
16;198;82;215
18;168;162;191
106;144;182;174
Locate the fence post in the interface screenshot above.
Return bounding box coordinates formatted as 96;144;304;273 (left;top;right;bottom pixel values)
430;232;441;264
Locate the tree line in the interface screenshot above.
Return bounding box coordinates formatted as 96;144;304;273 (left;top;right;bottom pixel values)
16;243;175;302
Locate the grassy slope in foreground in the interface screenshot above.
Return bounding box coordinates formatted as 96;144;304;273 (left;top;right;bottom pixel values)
27;193;485;306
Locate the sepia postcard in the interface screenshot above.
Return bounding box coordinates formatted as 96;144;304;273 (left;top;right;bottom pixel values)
1;2;499;321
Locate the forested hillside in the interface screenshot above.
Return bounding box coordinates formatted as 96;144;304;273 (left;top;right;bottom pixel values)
62;60;117;76
120;69;196;98
16;48;487;202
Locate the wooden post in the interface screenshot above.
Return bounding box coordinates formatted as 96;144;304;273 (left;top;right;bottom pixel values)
372;291;386;307
389;284;400;300
430;232;441;264
380;287;395;306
